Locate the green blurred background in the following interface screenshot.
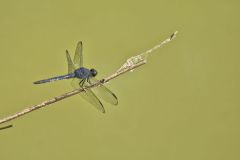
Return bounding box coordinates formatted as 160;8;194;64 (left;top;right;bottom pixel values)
0;0;239;159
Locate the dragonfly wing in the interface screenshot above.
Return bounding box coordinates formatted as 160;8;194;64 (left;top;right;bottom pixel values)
71;78;105;113
89;77;118;105
66;50;76;74
73;41;83;68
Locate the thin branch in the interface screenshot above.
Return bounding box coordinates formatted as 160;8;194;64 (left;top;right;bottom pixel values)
0;31;178;126
0;125;13;130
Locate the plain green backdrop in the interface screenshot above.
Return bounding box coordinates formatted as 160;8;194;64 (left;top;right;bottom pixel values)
0;0;239;160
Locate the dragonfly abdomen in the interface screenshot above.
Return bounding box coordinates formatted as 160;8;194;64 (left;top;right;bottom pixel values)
34;73;75;84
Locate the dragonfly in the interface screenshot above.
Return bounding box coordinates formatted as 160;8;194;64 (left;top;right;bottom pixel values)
34;41;118;113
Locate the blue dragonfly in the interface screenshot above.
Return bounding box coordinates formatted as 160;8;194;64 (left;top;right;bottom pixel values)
34;42;118;113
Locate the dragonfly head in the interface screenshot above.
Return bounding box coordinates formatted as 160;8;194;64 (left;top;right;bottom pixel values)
90;68;98;77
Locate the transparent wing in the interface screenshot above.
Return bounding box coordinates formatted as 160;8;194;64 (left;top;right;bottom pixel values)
66;50;76;74
73;41;83;68
89;77;118;105
71;78;105;113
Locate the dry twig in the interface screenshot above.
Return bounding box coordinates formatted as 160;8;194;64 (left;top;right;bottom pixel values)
0;31;178;127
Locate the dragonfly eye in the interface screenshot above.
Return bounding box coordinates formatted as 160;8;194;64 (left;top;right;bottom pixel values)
90;68;97;77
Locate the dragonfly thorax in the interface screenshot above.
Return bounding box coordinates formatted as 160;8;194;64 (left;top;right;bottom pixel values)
74;67;97;79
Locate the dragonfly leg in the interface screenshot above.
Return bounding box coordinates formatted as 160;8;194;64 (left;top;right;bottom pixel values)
79;79;86;87
87;77;91;84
